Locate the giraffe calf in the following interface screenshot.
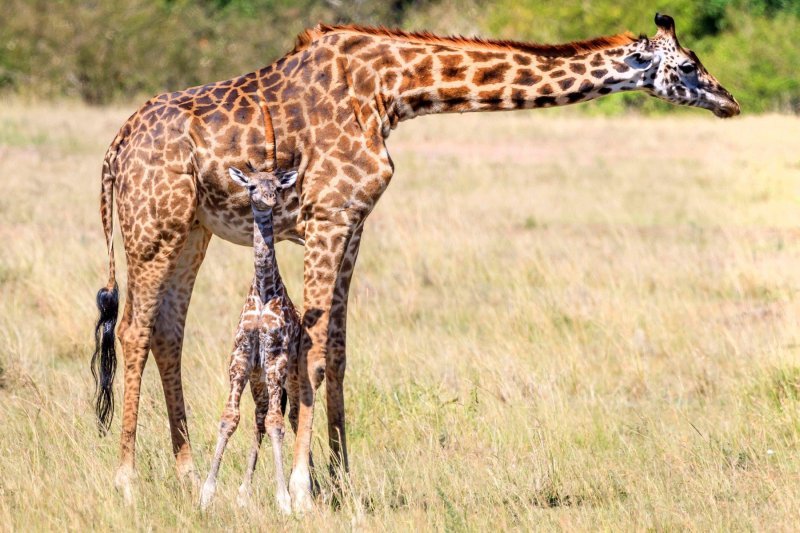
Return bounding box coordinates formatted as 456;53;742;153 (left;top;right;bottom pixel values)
200;165;301;514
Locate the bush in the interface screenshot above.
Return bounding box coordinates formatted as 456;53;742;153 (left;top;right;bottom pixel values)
0;0;797;112
0;0;328;103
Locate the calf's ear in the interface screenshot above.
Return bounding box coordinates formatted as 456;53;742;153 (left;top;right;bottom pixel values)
228;166;250;188
278;170;298;189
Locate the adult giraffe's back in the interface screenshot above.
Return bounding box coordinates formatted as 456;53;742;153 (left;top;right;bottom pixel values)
91;14;738;509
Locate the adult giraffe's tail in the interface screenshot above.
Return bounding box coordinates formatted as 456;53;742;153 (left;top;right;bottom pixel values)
91;136;122;434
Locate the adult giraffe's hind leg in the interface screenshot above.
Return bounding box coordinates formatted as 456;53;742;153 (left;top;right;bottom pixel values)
151;225;212;489
113;168;198;503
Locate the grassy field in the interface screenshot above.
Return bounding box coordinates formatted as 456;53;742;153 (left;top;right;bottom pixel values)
1;102;799;531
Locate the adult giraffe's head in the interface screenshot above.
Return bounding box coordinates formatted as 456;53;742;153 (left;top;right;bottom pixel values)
228;165;298;212
629;13;740;117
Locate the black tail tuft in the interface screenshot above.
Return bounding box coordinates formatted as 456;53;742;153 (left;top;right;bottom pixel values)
91;284;119;435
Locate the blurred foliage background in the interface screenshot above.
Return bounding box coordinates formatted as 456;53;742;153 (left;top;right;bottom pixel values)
1;0;798;113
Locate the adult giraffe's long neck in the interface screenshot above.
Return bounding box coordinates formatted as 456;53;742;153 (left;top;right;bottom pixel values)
252;209;282;302
373;33;643;122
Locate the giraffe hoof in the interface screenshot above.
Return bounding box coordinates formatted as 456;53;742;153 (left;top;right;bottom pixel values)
289;468;314;514
236;485;251;508
113;465;136;505
199;480;216;511
276;491;292;516
291;490;314;515
179;467;201;495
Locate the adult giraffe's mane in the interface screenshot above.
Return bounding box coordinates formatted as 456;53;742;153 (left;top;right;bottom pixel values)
294;23;637;57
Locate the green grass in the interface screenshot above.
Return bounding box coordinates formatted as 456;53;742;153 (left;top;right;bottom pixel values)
1;102;800;530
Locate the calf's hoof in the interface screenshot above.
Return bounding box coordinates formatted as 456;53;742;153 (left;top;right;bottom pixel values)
199;480;216;511
236;484;251;508
113;465;136;505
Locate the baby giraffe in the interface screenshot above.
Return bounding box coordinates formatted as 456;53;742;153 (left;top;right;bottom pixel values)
200;165;301;514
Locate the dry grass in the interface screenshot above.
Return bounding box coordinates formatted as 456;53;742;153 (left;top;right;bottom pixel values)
1;102;800;531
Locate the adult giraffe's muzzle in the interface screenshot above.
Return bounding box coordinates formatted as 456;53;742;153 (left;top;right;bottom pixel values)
706;87;741;118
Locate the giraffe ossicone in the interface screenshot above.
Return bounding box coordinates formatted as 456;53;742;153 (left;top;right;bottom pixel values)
90;12;738;507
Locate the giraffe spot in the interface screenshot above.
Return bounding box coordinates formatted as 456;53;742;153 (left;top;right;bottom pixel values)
438;86;470;107
284;103;306;131
467;50;505;62
591;53;604;66
513;53;532;66
202;110;227;126
313;46;334;64
161;105;181;123
317;65;333;91
399;47;425;62
612;62;630;73
194;103;217;116
430;44;453;54
477;88;504;106
342;35;370;54
413;56;434;86
439;54;466;81
558;78;576;90
537;57;564;72
473;64;510;85
241;78;261;95
538;84;553;95
383;71;398;87
246;127;265;148
221;99;236;112
406;92;435;113
569;63;586;74
212;87;229;100
261;71;283;90
442;65;468;82
550;69;567;78
513;69;542;86
578;80;593;93
511;88;527;108
353;151;380;175
566;92;585;103
591;69;608;79
534;96;556;107
283;56;301;76
372;54;400;70
598;87;612;94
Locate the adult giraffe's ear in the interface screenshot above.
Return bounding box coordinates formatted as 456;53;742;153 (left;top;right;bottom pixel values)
627;50;654;69
228;166;251;188
278;170;298;190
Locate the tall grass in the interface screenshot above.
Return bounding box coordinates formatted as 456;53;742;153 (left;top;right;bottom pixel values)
1;102;799;530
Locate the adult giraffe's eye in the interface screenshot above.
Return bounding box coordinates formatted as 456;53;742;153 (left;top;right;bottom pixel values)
679;63;696;74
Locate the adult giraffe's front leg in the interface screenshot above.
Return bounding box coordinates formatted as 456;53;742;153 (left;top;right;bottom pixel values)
326;221;364;479
288;215;362;512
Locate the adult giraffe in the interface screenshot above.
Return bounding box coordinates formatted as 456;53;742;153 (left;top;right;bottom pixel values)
91;13;738;509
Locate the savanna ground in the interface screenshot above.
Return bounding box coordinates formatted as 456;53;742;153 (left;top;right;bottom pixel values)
1;102;799;531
